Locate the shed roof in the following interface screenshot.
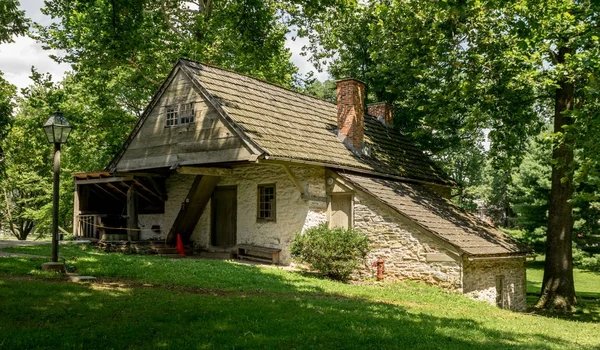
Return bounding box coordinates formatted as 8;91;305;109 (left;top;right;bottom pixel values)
178;59;454;186
339;172;528;257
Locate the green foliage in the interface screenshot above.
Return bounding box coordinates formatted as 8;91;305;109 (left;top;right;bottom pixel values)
0;0;28;44
505;130;600;254
0;72;15;144
0;71;55;239
35;0;297;116
290;223;370;281
0;68;135;237
507;133;552;252
573;244;600;273
301;78;336;103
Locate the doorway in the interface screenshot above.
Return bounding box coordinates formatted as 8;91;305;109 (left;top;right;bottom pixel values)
211;186;237;247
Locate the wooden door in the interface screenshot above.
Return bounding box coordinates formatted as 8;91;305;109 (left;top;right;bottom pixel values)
329;194;352;229
211;186;237;247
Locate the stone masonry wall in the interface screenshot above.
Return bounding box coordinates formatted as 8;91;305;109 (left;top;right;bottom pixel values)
462;257;527;312
353;191;462;289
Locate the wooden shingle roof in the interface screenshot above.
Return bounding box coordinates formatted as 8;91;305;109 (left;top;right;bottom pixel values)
179;59;454;186
340;172;528;257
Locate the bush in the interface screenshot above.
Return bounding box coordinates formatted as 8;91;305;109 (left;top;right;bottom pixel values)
290;223;370;281
573;243;600;272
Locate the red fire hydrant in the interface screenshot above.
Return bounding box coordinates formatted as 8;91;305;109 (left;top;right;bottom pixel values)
376;257;385;281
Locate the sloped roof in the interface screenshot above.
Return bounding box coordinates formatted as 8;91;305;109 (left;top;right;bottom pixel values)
178;59;454;186
339;172;527;257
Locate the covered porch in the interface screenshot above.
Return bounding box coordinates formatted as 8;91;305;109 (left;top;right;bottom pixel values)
72;171;167;241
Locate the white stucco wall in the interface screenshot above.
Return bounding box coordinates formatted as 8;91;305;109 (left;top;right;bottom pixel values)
137;164;324;264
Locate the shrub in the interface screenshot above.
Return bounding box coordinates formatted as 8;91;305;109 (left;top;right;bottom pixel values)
573;243;600;272
290;223;370;281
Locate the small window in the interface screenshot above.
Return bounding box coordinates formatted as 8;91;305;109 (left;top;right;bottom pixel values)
165;103;195;126
180;103;195;124
166;106;178;126
257;184;276;221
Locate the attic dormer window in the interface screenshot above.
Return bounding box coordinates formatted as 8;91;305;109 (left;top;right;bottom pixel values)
166;106;178;126
180;103;195;124
165;103;195;127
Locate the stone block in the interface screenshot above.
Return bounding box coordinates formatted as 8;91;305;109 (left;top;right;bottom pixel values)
41;262;66;273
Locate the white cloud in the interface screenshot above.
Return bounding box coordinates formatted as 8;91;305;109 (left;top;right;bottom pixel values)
0;36;70;91
0;0;70;91
285;31;330;81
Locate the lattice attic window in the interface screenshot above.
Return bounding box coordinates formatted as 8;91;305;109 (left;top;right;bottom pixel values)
166;106;178;126
180;102;195;124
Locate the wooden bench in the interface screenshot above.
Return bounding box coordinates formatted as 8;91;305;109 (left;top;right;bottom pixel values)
236;244;281;264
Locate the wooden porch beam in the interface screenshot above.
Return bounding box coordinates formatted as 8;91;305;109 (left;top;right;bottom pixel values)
133;179;166;202
93;183;122;201
75;176;133;185
282;164;304;196
72;184;80;237
178;166;233;177
106;183;128;197
167;175;220;243
130;185;152;203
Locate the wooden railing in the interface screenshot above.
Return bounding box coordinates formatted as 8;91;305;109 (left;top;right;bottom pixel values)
77;214;100;239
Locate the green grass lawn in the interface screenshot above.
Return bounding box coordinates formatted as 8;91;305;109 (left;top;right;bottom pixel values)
1;244;599;349
526;256;600;322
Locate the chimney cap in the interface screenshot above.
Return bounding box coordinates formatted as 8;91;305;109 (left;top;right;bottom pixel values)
336;77;366;86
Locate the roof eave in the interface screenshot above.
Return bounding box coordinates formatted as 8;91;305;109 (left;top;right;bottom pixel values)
263;155;455;188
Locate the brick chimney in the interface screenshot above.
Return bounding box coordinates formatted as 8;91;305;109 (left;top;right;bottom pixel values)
336;78;365;149
367;102;394;127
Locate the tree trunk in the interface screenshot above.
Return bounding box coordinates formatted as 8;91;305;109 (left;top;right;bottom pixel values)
535;47;577;312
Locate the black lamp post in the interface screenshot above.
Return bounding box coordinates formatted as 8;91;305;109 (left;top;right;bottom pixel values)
43;111;72;265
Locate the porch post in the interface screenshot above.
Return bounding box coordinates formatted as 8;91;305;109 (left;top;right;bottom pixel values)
127;184;138;241
72;184;80;237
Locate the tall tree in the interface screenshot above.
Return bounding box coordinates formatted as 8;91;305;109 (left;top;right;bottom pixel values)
298;0;600;311
35;0;297;115
0;0;28;44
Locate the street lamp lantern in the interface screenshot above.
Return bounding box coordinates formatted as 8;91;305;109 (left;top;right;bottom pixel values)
43;111;72;144
41;110;72;272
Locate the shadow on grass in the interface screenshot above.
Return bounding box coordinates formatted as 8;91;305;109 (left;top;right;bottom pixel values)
0;278;592;350
2;244;599;348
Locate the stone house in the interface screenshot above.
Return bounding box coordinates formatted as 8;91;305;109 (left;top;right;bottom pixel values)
72;59;528;311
